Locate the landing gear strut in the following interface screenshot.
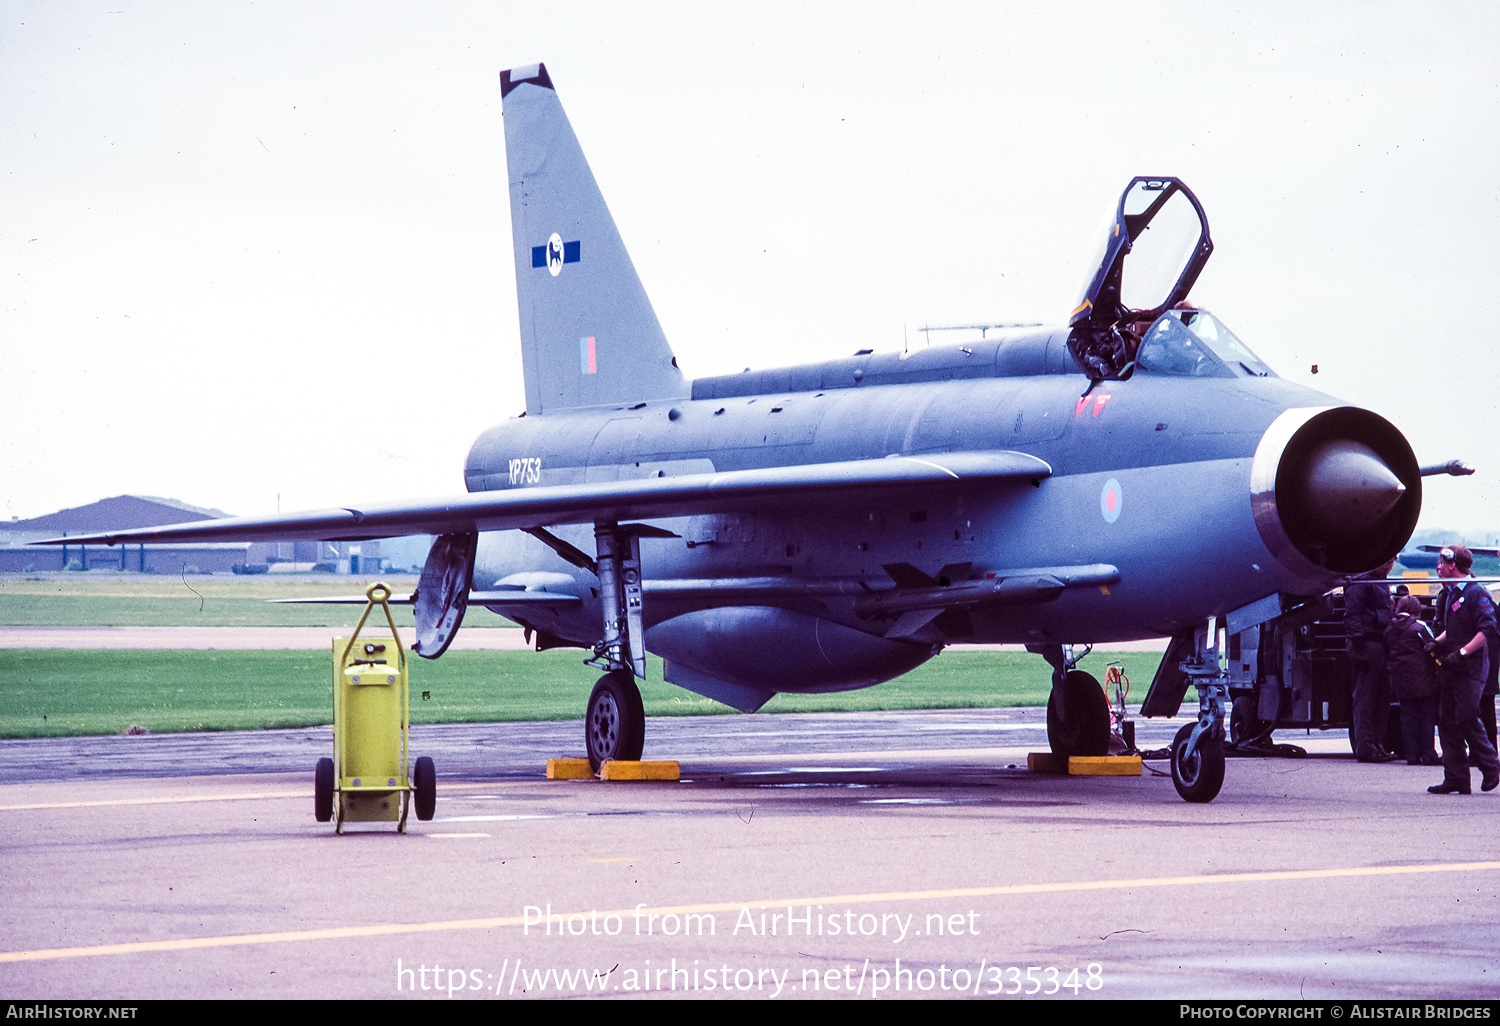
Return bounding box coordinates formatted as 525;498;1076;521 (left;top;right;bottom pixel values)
581;521;672;770
1171;619;1229;803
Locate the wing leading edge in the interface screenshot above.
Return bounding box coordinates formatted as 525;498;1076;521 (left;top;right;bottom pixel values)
38;450;1052;547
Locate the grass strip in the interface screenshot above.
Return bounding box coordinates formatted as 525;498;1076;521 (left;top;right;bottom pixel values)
0;576;526;628
0;648;1163;738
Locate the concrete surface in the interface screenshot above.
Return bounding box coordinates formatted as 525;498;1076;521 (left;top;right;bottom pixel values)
2;709;1495;1001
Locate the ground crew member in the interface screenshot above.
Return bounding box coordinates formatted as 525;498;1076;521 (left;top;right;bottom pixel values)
1428;545;1500;794
1483;589;1499;752
1345;559;1396;762
1385;594;1440;765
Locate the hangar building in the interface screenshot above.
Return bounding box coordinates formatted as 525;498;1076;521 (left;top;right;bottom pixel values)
1;496;424;574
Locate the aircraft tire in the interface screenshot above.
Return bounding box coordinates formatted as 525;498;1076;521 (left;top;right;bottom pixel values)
1230;696;1263;745
414;756;437;821
586;671;645;773
314;757;334;823
1171;723;1225;803
1045;670;1111;758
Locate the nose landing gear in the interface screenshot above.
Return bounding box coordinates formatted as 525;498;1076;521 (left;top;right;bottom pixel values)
1171;721;1226;802
1170;621;1229;803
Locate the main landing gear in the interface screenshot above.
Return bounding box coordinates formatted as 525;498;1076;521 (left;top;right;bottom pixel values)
586;670;646;771
580;520;671;772
1036;644;1112;758
1035;632;1229;802
1229;696;1263;746
1048;669;1112;758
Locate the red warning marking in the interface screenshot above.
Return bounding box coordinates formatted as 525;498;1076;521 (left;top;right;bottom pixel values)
1076;393;1113;419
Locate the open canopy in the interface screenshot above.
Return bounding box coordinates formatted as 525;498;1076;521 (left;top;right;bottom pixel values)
1070;177;1213;329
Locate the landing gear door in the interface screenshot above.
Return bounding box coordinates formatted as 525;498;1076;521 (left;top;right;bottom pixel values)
413;533;477;659
1069;177;1213;330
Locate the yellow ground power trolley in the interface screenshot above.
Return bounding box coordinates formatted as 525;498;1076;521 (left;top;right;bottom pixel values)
314;582;436;832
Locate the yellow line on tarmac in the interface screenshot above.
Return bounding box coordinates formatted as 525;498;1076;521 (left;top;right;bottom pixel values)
4;860;1498;964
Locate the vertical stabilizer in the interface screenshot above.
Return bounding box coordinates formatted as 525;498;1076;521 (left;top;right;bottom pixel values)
502;64;688;415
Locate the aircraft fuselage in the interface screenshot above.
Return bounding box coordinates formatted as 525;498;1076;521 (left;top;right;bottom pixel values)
464;325;1397;678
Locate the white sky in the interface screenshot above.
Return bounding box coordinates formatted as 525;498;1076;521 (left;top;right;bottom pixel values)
3;1;1498;538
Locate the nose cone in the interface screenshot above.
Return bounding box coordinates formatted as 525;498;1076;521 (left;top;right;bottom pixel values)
1252;406;1421;578
1301;440;1407;536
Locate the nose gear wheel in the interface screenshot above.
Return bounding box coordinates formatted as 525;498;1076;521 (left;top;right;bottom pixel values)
1171;722;1226;802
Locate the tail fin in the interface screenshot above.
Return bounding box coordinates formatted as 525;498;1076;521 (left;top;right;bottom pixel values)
502;63;688;415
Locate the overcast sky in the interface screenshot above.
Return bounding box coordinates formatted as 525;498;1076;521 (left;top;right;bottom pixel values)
3;1;1498;539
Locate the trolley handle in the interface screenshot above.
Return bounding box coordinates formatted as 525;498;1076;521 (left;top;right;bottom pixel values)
339;581;409;675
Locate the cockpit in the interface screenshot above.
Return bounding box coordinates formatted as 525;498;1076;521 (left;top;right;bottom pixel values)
1067;177;1241;383
1136;309;1274;378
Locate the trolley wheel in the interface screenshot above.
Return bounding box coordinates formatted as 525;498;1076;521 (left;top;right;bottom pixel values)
1046;669;1110;758
1171;723;1225;803
314;757;334;822
586;670;645;773
1230;696;1263;744
413;756;436;821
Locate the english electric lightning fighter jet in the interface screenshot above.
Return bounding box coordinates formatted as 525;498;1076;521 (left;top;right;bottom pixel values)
48;63;1429;802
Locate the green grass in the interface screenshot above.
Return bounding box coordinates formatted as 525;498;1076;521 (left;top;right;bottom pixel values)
0;577;1164;738
0;648;1164;738
0;576;514;629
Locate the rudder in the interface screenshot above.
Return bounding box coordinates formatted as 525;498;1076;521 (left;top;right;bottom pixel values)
502;63;688;415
